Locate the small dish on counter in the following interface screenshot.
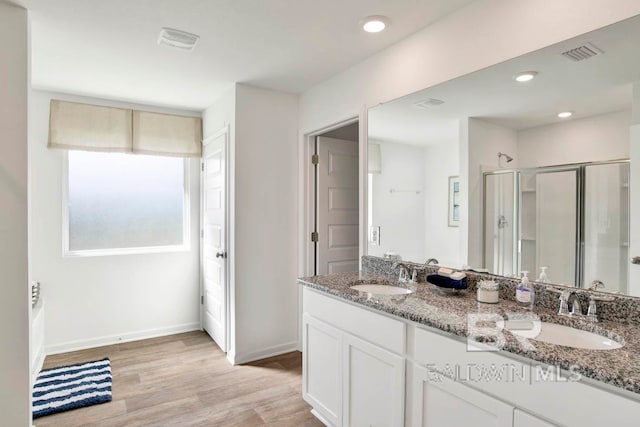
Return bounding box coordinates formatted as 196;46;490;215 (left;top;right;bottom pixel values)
477;280;500;303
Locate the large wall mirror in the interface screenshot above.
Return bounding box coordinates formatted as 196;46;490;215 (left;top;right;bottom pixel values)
367;15;640;296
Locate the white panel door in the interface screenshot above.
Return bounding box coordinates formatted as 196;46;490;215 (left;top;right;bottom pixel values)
342;333;404;427
514;409;558;427
412;364;513;427
303;314;342;427
317;136;359;275
202;131;228;352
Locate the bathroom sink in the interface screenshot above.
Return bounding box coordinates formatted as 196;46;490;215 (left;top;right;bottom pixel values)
350;284;413;296
507;321;623;350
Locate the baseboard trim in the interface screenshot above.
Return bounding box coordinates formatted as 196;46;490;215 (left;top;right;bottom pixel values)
45;322;201;355
232;340;300;365
310;409;333;427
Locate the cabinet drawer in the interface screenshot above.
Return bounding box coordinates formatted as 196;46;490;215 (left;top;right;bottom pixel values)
413;326;530;385
303;288;406;355
413;326;640;426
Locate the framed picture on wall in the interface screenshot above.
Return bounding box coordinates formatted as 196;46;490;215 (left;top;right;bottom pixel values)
448;176;460;227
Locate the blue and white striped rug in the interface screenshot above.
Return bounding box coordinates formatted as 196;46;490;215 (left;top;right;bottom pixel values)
32;358;112;419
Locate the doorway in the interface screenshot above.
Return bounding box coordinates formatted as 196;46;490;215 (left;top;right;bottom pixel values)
310;122;360;275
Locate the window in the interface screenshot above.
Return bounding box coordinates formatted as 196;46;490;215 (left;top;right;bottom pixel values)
64;151;189;256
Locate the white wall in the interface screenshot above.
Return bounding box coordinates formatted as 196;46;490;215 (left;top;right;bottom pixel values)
0;3;30;426
203;84;299;364
466;118;518;268
299;0;640;135
517;110;631;168
423;140;461;268
29;90;202;354
234;84;299;363
368;140;426;262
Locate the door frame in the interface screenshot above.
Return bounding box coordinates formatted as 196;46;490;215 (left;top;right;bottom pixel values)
297;109;368;347
200;125;231;355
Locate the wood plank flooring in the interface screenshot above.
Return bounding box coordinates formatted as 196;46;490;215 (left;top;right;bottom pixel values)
34;331;324;427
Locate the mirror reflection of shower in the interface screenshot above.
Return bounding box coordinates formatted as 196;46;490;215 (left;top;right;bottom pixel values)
498;152;514;168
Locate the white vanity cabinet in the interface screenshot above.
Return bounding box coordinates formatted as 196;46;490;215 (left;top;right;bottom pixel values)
410;364;513;427
343;333;405;427
301;287;640;427
302;289;406;427
303;314;343;426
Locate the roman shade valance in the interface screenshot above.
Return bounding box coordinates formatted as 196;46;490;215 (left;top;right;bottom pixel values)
48;100;202;158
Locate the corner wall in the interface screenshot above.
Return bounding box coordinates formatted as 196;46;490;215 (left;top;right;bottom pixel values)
29;90;202;354
233;84;299;362
202;84;300;364
0;3;30;426
466;118;518;268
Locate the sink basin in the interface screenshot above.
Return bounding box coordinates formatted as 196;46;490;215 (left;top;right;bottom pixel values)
350;284;413;296
507;321;623;350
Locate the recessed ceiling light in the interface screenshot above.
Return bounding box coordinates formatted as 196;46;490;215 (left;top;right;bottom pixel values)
514;71;538;82
558;111;573;118
362;15;389;33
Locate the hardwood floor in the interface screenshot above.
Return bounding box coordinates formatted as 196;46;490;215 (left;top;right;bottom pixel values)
35;331;324;427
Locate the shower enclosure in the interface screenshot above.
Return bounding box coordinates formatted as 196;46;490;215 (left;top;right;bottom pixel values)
483;160;629;292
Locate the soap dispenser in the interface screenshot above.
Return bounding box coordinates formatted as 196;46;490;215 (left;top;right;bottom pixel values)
538;266;549;283
516;271;535;309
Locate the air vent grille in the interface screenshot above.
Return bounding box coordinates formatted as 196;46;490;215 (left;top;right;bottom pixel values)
414;98;445;109
561;43;602;62
158;27;199;51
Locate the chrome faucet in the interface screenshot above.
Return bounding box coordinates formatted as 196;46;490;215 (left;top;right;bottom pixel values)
392;262;421;283
554;289;583;317
588;280;605;291
392;262;410;283
569;293;582;317
424;258;439;266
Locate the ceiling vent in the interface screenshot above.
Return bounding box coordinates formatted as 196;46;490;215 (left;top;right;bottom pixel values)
561;43;603;62
158;28;199;51
414;98;445;109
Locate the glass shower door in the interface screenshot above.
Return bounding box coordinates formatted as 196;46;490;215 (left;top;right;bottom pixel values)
518;168;579;285
484;172;516;276
583;162;630;293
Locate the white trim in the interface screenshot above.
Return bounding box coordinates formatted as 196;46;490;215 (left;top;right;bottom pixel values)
310;409;334;427
297;113;364;347
229;341;300;365
61;151;191;257
200;125;231;355
45;322;201;355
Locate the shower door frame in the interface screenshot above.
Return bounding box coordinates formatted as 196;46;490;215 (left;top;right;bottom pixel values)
482;159;629;289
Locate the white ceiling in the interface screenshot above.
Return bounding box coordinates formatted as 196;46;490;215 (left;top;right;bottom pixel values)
369;15;640;146
21;0;475;110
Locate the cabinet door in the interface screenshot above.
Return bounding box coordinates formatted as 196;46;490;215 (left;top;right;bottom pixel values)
514;409;557;427
303;314;342;426
342;333;404;427
411;364;513;427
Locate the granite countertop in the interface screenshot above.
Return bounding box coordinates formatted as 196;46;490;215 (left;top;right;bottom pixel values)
298;271;640;396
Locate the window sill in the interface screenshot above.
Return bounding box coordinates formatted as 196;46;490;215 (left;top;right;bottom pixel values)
63;244;191;258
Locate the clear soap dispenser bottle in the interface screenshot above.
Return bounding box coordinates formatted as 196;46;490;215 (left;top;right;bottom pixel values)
538;266;549;283
516;271;535;309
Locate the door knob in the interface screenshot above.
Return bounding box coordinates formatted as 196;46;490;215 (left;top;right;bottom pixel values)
216;252;227;259
632;256;640;265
